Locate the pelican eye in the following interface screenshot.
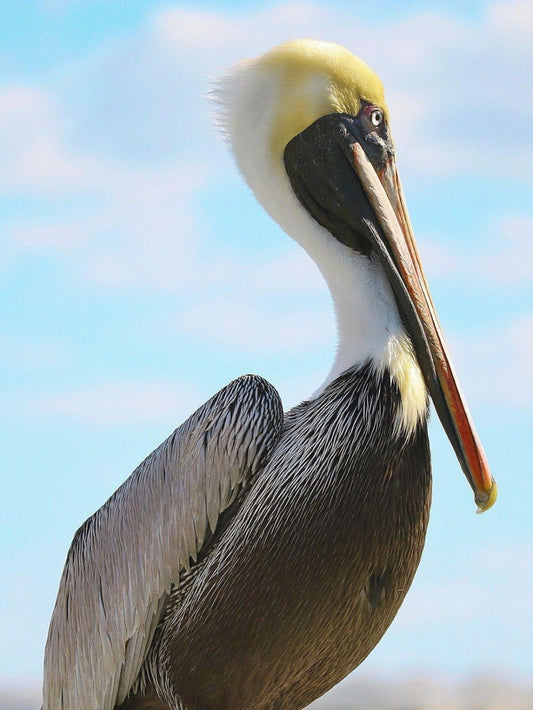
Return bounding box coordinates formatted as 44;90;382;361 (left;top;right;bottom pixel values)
370;108;384;127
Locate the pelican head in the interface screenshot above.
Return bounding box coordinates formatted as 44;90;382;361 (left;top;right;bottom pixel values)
217;39;496;512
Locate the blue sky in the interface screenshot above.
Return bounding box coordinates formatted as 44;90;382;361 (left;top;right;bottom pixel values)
1;0;532;698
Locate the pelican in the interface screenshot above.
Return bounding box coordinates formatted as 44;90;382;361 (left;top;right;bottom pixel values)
43;39;497;710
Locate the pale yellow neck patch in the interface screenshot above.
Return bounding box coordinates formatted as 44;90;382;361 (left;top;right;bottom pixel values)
379;333;428;437
254;39;388;163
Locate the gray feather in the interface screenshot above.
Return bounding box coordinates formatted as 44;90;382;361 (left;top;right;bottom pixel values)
42;374;283;710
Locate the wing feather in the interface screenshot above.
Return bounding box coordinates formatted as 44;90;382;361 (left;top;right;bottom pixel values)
43;374;283;710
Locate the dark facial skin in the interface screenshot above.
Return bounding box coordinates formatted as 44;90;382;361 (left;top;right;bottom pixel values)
283;105;394;256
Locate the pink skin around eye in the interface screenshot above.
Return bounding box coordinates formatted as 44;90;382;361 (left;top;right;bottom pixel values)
361;104;384;130
362;104;378;117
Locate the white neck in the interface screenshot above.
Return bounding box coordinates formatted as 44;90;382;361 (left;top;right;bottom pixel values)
259;174;406;394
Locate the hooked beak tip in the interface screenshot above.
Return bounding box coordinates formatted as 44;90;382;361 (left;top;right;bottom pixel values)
475;479;498;514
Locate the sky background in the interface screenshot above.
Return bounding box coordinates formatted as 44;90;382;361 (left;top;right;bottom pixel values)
1;0;532;702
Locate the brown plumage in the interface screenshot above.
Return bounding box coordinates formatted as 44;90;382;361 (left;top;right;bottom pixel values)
124;366;430;709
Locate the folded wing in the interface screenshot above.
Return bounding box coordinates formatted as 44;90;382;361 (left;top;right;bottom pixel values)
43;374;284;710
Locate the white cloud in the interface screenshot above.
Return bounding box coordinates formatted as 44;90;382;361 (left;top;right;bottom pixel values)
10;221;88;249
452;315;533;408
179;295;334;352
176;246;335;359
396;543;533;631
0;335;70;371
78;161;208;290
154;8;239;49
310;673;533;710
170;1;532;178
1;82;209;290
2;3;531;405
59;1;533;177
25;380;203;426
488;0;533;43
0;687;41;710
418;213;533;288
0;86;95;194
479;215;533;287
204;246;327;295
3;2;530;411
253;248;327;295
156;2;330;59
10;158;208;290
4;1;532;298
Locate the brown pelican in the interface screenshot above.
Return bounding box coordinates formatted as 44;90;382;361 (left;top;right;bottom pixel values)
43;39;497;710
